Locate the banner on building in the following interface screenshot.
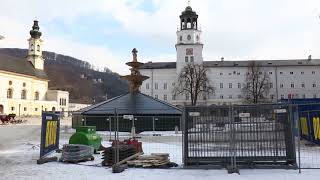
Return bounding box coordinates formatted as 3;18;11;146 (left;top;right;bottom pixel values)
39;112;60;158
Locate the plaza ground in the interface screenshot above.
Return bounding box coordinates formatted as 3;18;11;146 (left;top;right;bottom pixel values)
0;118;320;180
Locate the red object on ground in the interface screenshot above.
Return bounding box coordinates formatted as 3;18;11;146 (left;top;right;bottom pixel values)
112;138;143;153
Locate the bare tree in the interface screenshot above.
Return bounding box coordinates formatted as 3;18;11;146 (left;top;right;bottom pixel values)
242;61;271;104
173;63;214;106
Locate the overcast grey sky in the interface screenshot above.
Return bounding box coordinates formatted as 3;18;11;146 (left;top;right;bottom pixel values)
0;0;319;74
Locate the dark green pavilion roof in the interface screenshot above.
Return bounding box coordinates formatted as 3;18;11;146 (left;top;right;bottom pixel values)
81;92;182;115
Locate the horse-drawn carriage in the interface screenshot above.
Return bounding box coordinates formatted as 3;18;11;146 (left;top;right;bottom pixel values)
0;114;23;124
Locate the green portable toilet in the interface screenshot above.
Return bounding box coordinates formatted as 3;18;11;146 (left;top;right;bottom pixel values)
69;126;102;151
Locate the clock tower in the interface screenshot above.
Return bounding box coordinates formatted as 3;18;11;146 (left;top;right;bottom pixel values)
27;20;44;70
176;6;203;73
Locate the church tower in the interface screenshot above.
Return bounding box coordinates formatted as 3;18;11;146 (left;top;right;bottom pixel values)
27;20;44;70
176;5;203;73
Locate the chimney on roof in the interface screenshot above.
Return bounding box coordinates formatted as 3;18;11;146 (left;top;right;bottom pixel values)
221;57;224;61
308;55;312;61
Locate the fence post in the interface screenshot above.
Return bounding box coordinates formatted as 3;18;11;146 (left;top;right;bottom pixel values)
297;106;301;173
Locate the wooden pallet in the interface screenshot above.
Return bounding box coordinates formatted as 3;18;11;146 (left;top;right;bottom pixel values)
127;153;171;168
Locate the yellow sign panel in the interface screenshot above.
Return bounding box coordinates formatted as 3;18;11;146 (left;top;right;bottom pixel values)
45;121;57;148
300;117;308;136
313;117;320;140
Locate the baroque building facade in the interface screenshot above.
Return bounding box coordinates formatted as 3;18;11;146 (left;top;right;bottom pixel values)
0;21;69;116
140;6;320;106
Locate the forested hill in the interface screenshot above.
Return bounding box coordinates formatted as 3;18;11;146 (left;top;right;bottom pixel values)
0;48;128;104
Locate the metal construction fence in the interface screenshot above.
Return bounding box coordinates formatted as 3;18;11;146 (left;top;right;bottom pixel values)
295;103;320;170
70;108;183;165
63;103;320;172
184;104;296;171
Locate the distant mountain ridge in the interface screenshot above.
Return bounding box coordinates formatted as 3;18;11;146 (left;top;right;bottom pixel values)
0;48;128;104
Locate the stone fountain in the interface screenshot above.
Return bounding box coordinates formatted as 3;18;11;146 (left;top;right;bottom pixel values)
121;48;149;93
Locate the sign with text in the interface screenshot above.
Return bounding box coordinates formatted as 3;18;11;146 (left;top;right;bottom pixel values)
123;115;134;120
239;113;250;118
40;112;60;158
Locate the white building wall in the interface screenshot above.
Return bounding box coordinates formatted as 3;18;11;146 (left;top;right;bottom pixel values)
140;61;320;106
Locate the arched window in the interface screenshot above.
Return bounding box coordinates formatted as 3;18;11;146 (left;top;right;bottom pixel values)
21;90;27;100
7;89;13;99
37;45;40;52
187;18;191;29
35;92;39;100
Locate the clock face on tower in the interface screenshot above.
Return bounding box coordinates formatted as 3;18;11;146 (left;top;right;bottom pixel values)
187;35;191;40
186;48;193;55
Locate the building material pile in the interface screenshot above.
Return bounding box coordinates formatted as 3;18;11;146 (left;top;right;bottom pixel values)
59;144;94;163
127;153;177;168
101;145;137;166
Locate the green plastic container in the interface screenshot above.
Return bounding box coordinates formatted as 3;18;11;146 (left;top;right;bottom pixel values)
69;126;102;151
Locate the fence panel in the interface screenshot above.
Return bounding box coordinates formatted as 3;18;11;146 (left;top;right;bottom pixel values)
184;104;296;169
297;108;320;170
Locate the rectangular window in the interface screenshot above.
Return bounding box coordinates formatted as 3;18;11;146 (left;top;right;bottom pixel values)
220;95;224;99
229;83;232;88
280;72;283;75
269;72;272;75
281;94;284;99
155;83;158;90
24;107;27;111
238;83;241;89
270;83;273;89
219;73;223;75
146;83;150;89
301;83;305;88
164;94;167;101
229;95;232;99
291;83;294;88
301;72;304;75
186;94;189;100
237;72;240;75
35;108;38;111
313;83;316;88
220;83;223;89
11;107;15;111
280;84;284;88
185;56;188;62
155;94;158;99
290;72;293;74
163;83;167;90
190;56;194;62
172;95;176;100
312;71;315;74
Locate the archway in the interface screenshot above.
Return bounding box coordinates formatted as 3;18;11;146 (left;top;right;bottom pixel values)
0;105;3;114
